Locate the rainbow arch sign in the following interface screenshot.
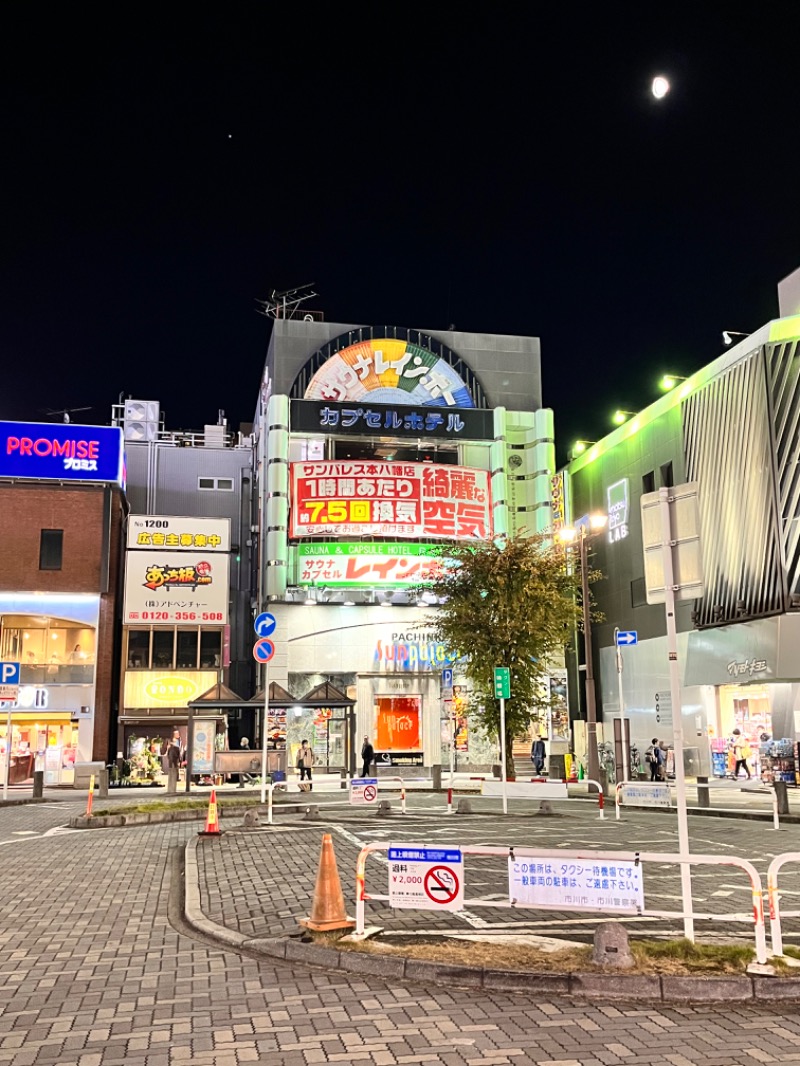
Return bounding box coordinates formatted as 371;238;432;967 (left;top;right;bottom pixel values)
305;338;474;408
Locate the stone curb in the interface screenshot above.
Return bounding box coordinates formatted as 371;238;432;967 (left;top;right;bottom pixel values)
68;803;263;829
181;839;800;1002
68;797;800;829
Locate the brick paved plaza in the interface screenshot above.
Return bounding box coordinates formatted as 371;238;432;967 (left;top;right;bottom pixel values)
2;798;800;1064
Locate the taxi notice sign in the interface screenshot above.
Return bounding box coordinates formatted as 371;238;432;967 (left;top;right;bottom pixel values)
388;845;464;911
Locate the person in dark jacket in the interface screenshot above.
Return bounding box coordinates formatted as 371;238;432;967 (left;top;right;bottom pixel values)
531;735;546;775
361;736;375;777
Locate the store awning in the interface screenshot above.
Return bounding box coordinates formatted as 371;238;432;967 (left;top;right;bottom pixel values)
249;682;296;707
299;681;354;707
187;683;250;710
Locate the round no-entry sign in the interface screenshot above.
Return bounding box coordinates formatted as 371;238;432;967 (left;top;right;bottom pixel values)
424;865;460;905
252;638;275;663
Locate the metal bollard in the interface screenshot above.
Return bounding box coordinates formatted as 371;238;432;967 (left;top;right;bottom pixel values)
98;769;109;798
166;767;178;794
696;775;710;808
431;764;442;790
773;780;790;816
32;770;44;798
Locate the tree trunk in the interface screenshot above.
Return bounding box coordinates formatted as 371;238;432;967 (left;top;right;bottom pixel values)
505;729;516;781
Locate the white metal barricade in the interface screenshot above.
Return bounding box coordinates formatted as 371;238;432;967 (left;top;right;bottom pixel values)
265;775;413;823
477;777;607;819
353;841;768;963
615;780;781;829
767;851;800;956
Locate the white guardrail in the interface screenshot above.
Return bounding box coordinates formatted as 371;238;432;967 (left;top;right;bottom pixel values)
614;780;782;830
767;852;800;956
450;777;607;817
353;842;769;964
265;775;413;823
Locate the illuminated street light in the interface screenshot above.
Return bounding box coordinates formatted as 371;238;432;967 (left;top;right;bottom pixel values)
569;440;596;460
722;330;750;346
558;514;608;786
659;374;686;391
612;410;634;426
651;75;670;99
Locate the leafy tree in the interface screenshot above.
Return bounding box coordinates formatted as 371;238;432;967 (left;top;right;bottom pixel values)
418;531;592;778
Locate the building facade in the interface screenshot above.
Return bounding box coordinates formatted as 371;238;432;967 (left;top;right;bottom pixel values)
0;420;125;783
563;310;800;782
252;320;556;775
114;401;255;765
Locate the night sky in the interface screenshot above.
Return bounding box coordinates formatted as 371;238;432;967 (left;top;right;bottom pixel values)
3;7;799;464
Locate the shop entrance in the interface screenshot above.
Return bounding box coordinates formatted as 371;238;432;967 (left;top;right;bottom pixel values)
711;684;772;781
288;682;356;775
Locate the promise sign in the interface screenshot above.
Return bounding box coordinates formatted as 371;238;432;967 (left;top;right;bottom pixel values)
289;461;492;541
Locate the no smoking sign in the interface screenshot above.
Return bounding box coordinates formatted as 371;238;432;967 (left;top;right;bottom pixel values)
388;846;464;912
424;866;460;905
350;777;378;806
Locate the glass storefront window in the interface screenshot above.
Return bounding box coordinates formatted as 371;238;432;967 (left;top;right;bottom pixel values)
376;695;422;751
152;631;174;669
127;630;151;669
0;615;96;684
200;631;222;669
176;631;198;669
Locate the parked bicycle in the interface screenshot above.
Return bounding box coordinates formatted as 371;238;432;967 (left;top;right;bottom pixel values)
629;743;642;779
597;741;616;784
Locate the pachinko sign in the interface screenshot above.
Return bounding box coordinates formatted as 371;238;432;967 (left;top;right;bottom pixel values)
296;543;447;587
0;421;125;485
290;461;492;540
374;630;458;671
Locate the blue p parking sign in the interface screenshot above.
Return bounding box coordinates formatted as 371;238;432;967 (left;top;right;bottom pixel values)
0;662;20;701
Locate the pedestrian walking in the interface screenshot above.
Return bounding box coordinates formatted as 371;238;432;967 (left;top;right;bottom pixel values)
296;739;314;790
166;729;182;768
531;735;546;775
730;728;752;779
237;737;254;787
361;735;375;777
646;738;664;781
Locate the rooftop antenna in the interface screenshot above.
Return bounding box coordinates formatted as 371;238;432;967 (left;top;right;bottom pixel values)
40;406;92;424
255;282;318;320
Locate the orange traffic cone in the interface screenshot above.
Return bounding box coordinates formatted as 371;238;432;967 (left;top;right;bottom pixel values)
299;833;355;932
199;788;222;836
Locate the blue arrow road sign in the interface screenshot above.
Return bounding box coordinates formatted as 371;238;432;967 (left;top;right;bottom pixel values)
615;630;638;646
254;612;277;639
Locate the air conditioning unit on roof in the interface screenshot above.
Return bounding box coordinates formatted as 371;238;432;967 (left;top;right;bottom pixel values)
123;400;161;442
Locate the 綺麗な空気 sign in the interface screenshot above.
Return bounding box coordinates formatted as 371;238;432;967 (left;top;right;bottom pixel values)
290;461;492;541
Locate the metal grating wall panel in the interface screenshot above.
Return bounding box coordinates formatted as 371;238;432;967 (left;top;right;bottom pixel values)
766;339;800;605
683;348;785;627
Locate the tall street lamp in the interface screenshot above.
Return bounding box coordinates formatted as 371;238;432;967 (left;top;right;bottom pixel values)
558;514;608;785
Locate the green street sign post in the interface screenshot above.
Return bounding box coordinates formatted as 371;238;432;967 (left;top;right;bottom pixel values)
493;667;510;699
493;667;511;814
